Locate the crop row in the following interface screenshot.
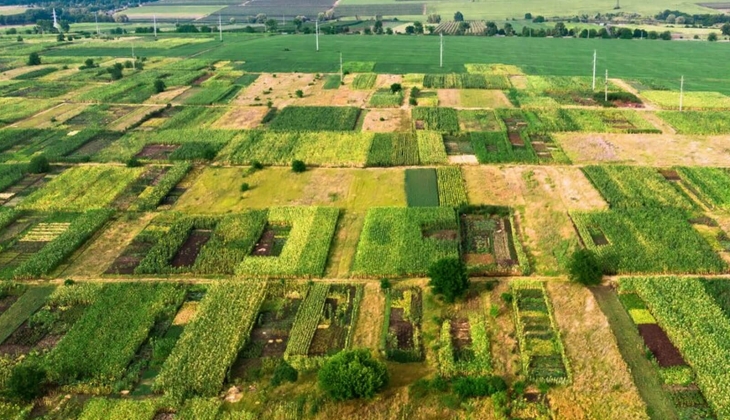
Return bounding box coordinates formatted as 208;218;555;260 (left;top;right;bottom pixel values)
677;167;730;210
510;281;571;385
657;111;730;135
46;283;185;386
436;167;468;207
572;208;726;275
620;277;730;418
417;131;449;164
532;108;659;133
14;210;113;279
366;133;419;166
423;73;510;90
582;165;697;213
351;73;377;90
352;207;459;277
268;106;360;131
412;107;460;134
154;281;267;400
284;283;330;358
368;89;403;108
131;162;192;211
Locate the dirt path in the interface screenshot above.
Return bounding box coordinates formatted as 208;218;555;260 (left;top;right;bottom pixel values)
591;285;678;420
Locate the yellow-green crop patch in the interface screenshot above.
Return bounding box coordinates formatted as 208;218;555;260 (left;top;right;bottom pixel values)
18;166;144;211
642;91;730;110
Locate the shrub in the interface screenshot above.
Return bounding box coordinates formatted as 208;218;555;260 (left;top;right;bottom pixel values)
428;258;469;303
568;249;603;286
125;157;142;168
452;375;506;399
240;182;250;192
7;363;47;401
251;160;264;170
27;52;41;66
28;155;49;174
154;79;166;93
291;160;306;173
270;360;298;387
295;89;304;98
390;83;402;93
318;349;389;400
380;278;391;290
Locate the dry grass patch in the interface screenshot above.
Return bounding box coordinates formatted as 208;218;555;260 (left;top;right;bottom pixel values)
234;72;317;107
547;282;649;420
146;86;189;104
459;90;512;108
211;106;268;129
13;103;88;129
555;132;730;166
362;109;410;132
351;282;385;348
106;105;165;131
437;89;461;107
62;213;155;278
375;74;402;89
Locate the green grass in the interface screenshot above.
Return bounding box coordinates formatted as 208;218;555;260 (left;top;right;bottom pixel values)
268;106;361;131
0;286;55;344
657;111;730;135
405;168;439;207
323;74;341;89
40;35;730;94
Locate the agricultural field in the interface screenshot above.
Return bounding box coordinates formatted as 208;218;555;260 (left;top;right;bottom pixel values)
1;30;730;420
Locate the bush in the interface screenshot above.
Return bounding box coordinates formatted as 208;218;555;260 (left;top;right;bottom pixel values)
318;349;389;400
428;258;469;303
568;248;602;286
240;182;250;192
390;83;402;93
126;157;142;168
251;160;264;170
7;364;47;401
154;79;166;93
270;360;298;387
27;52;41;66
452;375;506;399
28;155;49;174
380;278;391;290
291;160;306;173
295;89;304;98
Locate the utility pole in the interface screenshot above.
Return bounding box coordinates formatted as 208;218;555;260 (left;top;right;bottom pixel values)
605;69;608;102
218;14;222;41
679;75;685;112
315;20;319;51
153;14;157;39
592;50;597;91
439;32;443;68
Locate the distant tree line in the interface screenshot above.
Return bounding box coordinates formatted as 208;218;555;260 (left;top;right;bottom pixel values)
0;8;116;26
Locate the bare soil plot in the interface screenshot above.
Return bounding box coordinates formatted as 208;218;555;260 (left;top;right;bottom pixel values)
374;74;402;89
211;106;268;129
437;89;461;107
555;133;730;167
509;75;528;89
296;85;371;107
637;324;686;367
170;229;212;267
351;282;385;349
147;86;189;104
135;144;180;160
547;283;649;420
234;73;318;107
107;105;164;131
361;109;410;132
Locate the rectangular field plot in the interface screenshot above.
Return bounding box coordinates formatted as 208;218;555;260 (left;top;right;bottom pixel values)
460;206;528;275
573;208;726;275
405;168;439;207
217;130;374;167
675;167;730;210
412;107;459;134
620;277;730;418
0;129;110;163
383;287;423;362
18;166;144;211
96;128;236;163
268;106;361;131
437;290;492;378
531;108;659;133
352;207;459;277
0;98;60;127
657;111;730;135
423;73;510;89
582;165;697;212
511;281;570;385
642;91;730;110
114;207;338;278
0;210;112;280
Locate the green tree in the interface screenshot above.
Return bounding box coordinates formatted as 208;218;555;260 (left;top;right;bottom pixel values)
428;258;469;303
265;19;278;33
27;52;41;66
318;349;389;400
454;11;464;22
708;32;718;42
291;160;306;173
154;79;166;93
722;23;730;36
567;249;602;286
390;83;402;93
28;155;49;174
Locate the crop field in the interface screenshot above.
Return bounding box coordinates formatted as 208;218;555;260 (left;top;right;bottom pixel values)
3;30;730;420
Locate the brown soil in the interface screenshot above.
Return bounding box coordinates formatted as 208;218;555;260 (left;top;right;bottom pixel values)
508;131;525;147
135;144;180;160
415;120;425;130
250;225;289;257
450;317;472;352
105;235;156;275
389;308;414;350
211;106;269;130
437;89;461;107
153;412;175;420
192;73;213;85
465;253;495;265
162;187;187;205
361;109;410;132
659;169;681;181
637;324;686;368
170;229;211;268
